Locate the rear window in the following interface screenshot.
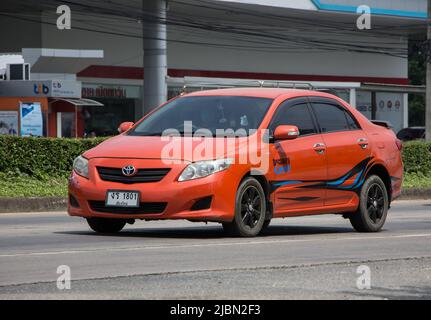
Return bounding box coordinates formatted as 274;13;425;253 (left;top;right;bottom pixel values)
312;102;358;133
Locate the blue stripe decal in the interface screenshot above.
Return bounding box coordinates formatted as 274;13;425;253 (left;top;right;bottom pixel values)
326;172;351;186
270;157;373;193
273;180;303;187
338;169;363;190
311;0;427;19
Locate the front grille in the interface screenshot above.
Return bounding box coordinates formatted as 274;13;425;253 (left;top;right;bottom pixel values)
88;201;167;214
97;167;170;184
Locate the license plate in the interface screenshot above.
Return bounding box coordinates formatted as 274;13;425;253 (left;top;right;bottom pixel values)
106;190;140;207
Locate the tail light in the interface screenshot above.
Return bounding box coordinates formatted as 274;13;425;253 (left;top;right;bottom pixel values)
395;139;403;151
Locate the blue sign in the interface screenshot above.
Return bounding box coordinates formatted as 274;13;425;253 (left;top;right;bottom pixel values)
20;102;43;137
311;0;427;18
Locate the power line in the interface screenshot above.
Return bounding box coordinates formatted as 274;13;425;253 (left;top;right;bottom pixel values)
0;0;411;57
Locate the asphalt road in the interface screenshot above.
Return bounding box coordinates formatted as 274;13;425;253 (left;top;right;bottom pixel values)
0;200;430;299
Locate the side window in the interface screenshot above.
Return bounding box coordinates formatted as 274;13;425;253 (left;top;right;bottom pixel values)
271;102;317;136
343;109;360;130
312;103;351;133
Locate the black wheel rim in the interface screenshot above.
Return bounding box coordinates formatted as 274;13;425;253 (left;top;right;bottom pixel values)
240;186;263;229
366;183;385;224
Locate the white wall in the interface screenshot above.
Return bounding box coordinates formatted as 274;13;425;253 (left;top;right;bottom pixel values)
41;14;143;69
168;41;407;79
213;0;317;10
0;15;42;53
214;0;426;13
39;10;408;80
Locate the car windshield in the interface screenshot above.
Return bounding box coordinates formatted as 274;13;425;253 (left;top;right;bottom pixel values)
128;96;273;137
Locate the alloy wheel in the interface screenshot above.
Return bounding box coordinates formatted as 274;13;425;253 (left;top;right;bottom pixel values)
366;183;385;224
240;185;263;229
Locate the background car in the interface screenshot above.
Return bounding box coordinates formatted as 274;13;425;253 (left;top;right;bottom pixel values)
397;127;425;142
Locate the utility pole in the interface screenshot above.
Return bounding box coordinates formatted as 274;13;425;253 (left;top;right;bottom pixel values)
426;0;431;140
142;0;168;115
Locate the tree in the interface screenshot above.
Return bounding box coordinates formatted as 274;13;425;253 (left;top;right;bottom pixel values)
409;40;426;126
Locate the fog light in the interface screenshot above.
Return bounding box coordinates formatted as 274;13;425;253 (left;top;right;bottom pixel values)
190;196;212;211
69;194;80;208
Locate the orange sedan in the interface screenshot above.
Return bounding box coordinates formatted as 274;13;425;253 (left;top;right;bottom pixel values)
68;88;403;237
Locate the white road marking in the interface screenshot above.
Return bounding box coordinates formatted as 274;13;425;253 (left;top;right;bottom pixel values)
1;232;431;258
0;211;67;216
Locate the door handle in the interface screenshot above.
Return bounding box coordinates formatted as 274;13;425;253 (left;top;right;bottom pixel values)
357;138;368;149
313;143;326;154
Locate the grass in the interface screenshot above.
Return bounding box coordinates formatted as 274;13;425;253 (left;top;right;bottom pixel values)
0;172;68;197
402;172;431;189
0;172;430;198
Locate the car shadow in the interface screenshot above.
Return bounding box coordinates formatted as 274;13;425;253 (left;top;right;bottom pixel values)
55;224;354;239
260;225;354;237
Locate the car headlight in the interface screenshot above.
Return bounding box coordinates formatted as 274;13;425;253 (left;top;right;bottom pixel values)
178;158;233;182
73;155;89;178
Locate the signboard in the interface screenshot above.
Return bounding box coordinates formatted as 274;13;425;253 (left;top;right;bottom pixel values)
20;102;43;137
312;0;426;18
376;92;403;133
51;80;82;98
0;111;18;136
356;91;404;133
0;80;81;98
82;83;141;99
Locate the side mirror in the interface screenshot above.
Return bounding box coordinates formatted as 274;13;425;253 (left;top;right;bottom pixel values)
118;122;134;134
273;125;299;140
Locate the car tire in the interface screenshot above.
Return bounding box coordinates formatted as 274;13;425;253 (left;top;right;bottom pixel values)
261;219;271;231
349;175;389;232
222;177;266;237
87;218;126;233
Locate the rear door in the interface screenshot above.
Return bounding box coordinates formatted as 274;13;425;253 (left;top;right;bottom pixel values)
268;98;327;214
309;97;371;206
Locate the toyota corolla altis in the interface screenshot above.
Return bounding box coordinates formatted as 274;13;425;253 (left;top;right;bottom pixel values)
68;88;403;237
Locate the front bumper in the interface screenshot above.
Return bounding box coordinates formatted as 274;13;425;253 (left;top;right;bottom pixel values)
68;157;240;222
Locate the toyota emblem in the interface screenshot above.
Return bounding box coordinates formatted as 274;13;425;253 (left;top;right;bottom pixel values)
122;165;136;176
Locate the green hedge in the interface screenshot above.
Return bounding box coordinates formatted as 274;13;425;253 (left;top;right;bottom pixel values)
0;136;431;179
402;140;431;175
0;136;107;178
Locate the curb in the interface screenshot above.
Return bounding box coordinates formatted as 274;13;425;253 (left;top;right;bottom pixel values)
0;197;67;213
0;189;430;213
398;188;431;200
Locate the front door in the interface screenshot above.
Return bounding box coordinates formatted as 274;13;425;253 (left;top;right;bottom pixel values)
267;98;327;215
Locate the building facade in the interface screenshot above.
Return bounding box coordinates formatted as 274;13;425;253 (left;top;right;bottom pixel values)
0;0;427;136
